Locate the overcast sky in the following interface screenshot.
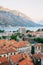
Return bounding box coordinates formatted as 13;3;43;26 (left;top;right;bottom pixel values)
0;0;43;22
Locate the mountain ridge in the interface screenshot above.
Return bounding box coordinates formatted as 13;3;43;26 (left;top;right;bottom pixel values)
0;6;42;27
38;20;43;25
0;6;31;20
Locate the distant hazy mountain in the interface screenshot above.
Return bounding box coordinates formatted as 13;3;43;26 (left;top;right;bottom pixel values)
38;20;43;25
0;6;42;27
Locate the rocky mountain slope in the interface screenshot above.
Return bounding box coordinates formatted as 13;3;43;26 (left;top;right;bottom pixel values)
0;6;42;27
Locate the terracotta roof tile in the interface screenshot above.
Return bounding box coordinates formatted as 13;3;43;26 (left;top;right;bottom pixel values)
35;43;41;47
9;53;33;65
9;53;23;63
19;59;34;65
0;57;10;65
33;54;43;58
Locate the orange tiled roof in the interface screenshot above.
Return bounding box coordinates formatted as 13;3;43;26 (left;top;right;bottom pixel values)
13;41;28;48
8;40;17;44
0;40;5;45
0;40;28;54
0;57;10;65
18;53;34;65
35;43;41;47
33;54;43;58
9;53;23;63
0;46;16;54
9;53;33;64
19;59;34;65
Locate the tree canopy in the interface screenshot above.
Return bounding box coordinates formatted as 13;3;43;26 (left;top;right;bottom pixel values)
34;38;43;43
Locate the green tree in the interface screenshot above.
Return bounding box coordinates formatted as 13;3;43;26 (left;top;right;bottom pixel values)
10;35;17;40
34;38;43;43
0;30;4;33
31;46;35;54
27;34;32;37
2;36;6;39
0;37;1;39
26;30;30;33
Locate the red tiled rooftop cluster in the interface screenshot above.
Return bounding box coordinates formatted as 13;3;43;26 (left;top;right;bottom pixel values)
0;40;29;54
9;53;34;65
0;40;30;65
0;57;10;65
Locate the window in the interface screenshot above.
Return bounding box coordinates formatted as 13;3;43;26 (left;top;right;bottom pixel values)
0;56;1;57
38;47;40;49
4;55;6;57
14;53;15;55
11;53;12;55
